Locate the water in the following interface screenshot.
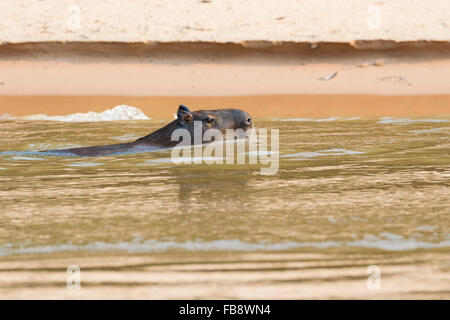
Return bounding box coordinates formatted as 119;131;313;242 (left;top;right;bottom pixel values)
0;117;449;298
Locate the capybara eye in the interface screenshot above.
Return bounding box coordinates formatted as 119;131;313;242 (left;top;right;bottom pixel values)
206;116;215;123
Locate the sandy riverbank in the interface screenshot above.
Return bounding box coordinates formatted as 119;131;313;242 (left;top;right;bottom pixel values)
1;0;449;43
1;1;449;117
0;42;449;118
1;42;450;98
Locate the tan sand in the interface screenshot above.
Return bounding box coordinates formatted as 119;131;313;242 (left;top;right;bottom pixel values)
0;2;449;116
1;42;450;97
0;42;449;118
0;42;449;117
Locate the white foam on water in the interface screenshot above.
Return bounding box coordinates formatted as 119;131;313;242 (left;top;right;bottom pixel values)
9;156;45;161
378;117;449;124
1;235;449;256
245;151;280;156
281;151;325;158
144;157;225;165
347;238;450;251
176;156;226;163
319;148;365;155
67;162;103;167
0;239;340;256
111;134;140;141
142;158;184;165
409;127;449;134
378;232;404;240
28;143;82;151
19;105;150;122
281;149;364;159
0;113;17;120
416;226;438;231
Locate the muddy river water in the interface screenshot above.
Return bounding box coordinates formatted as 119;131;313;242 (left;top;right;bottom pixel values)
0;115;449;299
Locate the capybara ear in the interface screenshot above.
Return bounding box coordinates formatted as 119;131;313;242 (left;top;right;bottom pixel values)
177;105;193;126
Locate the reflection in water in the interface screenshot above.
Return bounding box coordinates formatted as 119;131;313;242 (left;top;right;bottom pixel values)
176;168;250;215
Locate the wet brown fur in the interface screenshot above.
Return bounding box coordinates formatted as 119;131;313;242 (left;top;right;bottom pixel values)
44;107;252;157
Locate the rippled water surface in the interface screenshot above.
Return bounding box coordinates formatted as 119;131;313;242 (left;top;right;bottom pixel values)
0;117;449;298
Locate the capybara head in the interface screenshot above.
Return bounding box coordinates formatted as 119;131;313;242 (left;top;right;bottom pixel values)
177;105;252;134
140;105;253;146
